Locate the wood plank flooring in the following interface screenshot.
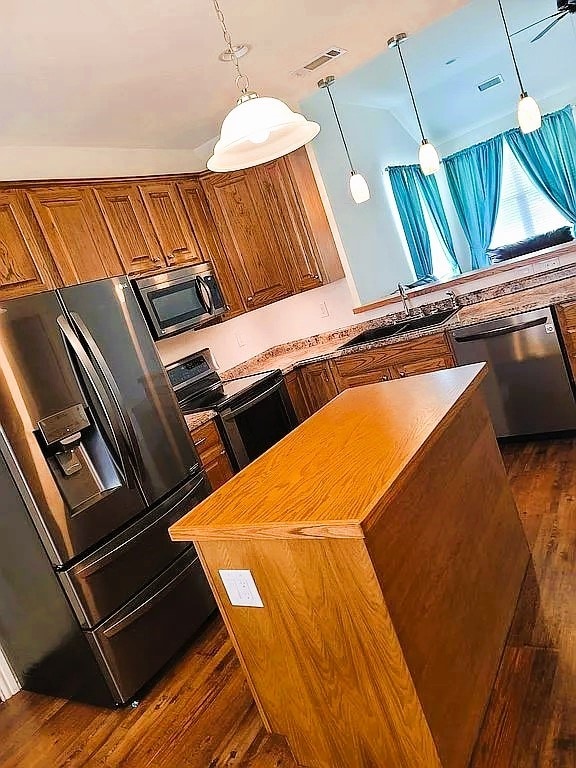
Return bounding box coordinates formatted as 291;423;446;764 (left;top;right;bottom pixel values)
0;438;574;767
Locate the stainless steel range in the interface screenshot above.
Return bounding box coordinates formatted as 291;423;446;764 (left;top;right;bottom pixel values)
166;350;298;470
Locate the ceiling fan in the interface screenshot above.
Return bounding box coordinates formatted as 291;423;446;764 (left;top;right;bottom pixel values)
512;0;576;42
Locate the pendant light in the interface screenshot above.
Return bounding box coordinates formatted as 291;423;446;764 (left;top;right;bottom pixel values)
207;0;320;172
318;76;370;204
388;33;440;176
497;0;542;134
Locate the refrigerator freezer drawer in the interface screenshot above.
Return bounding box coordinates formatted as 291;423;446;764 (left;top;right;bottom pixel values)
86;548;216;704
59;473;210;627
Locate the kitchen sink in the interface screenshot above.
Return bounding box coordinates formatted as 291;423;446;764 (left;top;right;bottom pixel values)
338;308;458;350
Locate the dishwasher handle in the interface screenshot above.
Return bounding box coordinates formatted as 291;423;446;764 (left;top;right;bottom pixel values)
454;316;549;343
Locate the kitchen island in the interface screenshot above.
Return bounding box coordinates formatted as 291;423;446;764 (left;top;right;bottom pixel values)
170;365;530;768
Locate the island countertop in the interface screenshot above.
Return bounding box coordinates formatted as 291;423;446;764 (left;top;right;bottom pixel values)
170;363;486;542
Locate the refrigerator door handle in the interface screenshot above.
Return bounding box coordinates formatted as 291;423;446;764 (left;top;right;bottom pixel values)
57;315;134;488
69;312;145;484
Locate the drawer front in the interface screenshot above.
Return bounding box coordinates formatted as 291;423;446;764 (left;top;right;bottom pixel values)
87;548;216;704
333;349;392;389
205;451;235;491
191;420;224;463
60;474;209;627
395;356;454;379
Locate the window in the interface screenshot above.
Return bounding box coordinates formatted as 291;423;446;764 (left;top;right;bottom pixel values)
421;200;457;280
490;143;570;248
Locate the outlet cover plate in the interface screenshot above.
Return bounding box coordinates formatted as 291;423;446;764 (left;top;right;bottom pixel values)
219;569;264;608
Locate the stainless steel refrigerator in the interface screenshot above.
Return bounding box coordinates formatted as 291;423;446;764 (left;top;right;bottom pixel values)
0;277;216;706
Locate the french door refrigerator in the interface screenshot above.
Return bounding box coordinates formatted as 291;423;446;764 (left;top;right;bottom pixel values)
0;277;216;706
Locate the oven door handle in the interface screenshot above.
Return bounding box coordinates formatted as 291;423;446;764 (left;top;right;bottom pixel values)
223;380;283;418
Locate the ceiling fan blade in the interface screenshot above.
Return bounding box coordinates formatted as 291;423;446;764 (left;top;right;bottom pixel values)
511;11;563;36
531;13;568;42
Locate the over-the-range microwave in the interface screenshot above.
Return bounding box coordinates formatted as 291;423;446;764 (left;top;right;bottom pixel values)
133;263;226;339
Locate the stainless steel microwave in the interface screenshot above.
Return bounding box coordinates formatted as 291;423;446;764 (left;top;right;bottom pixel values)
133;263;227;339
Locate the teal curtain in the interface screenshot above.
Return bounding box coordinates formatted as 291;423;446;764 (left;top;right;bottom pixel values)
506;106;576;224
444;135;504;269
389;165;433;279
413;168;461;274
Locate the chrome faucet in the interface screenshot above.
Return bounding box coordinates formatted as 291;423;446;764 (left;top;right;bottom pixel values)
447;290;459;310
398;283;410;317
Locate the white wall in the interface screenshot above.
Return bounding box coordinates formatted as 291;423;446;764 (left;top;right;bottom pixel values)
299;96;416;305
0;146;209;181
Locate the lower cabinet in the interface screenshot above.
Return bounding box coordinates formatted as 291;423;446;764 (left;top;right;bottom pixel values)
299;361;340;415
556;301;576;380
190;420;234;492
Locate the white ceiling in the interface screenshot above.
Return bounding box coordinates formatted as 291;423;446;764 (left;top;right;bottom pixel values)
316;0;576;146
0;0;467;151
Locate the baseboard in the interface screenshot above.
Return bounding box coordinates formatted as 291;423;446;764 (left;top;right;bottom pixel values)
0;647;20;701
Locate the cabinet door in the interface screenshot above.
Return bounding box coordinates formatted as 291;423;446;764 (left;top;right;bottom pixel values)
300;362;339;414
27;187;123;284
191;420;235;492
257;159;323;293
94;183;164;275
204;452;235;492
333;349;394;390
201;171;293;309
394;356;454;379
177;179;245;318
0;191;58;299
138;182;202;267
556;302;576;380
285;148;344;284
284;369;313;423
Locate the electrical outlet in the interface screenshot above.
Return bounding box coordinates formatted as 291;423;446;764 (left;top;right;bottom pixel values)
235;332;246;348
541;257;560;272
319;301;329;318
219;570;264;608
514;265;534;279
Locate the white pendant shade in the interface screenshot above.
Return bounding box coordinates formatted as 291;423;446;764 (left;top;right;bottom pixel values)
419;140;440;176
518;94;542;134
349;172;370;204
208;95;320;172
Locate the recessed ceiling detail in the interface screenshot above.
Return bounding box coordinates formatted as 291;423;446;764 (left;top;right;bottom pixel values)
293;47;347;77
478;74;504;92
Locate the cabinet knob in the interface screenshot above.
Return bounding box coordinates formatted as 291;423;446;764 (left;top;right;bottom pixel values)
381;376;388;382
152;255;161;263
399;372;406;378
313;274;320;280
225;304;231;311
246;296;254;303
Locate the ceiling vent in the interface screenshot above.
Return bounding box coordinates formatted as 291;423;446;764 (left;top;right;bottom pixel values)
478;74;504;92
292;47;347;77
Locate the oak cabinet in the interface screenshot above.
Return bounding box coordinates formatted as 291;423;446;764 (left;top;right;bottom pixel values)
299;361;339;414
138;182;203;268
201;170;293;309
556;302;576;380
177;179;245;318
284;369;314;423
190;420;235;492
93;183;164;275
333;333;455;390
0;191;59;299
27;187;123;285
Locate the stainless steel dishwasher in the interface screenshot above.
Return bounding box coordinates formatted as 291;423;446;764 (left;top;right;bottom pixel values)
450;307;576;438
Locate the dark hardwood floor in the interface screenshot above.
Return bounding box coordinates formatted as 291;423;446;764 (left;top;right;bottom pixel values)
0;439;574;767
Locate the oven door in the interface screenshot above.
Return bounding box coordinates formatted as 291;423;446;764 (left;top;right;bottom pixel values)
219;378;298;469
135;269;225;339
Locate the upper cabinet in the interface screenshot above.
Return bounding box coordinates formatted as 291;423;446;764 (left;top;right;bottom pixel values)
0;191;60;299
201;170;293;309
93;183;164;275
177;179;245;319
138;182;203;268
27;186;123;284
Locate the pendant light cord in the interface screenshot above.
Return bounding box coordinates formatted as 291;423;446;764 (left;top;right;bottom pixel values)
211;0;250;94
496;0;526;94
396;43;426;142
325;85;355;173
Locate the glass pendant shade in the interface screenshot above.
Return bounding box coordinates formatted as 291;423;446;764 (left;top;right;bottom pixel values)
207;95;320;172
349;172;370;204
518;94;542;134
419;140;440;176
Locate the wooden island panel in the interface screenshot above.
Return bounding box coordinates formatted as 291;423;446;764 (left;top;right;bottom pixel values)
171;366;530;768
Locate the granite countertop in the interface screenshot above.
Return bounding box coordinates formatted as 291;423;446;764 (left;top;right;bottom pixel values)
223;274;576;378
185;410;217;431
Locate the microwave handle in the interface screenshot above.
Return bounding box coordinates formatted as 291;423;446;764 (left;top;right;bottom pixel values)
197;276;214;314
